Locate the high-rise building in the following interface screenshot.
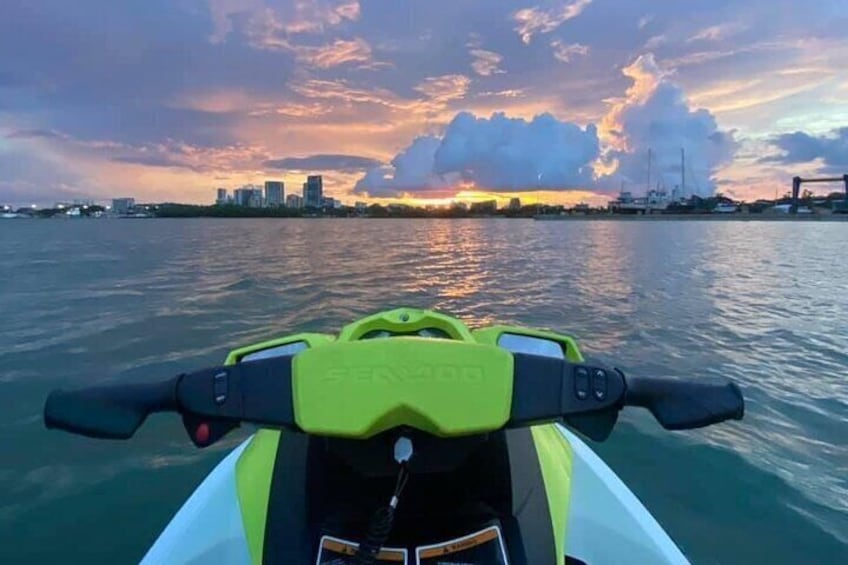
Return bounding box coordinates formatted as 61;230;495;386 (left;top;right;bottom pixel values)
508;197;521;211
233;186;263;207
233;188;249;206
286;194;303;209
303;175;323;208
264;181;284;207
112;198;135;215
216;188;228;205
247;189;262;208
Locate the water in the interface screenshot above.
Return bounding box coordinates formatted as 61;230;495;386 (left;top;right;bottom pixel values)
1;218;846;564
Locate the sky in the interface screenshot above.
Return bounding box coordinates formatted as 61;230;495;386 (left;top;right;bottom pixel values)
1;0;847;207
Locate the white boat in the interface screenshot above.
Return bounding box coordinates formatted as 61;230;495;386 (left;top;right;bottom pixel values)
712;203;737;213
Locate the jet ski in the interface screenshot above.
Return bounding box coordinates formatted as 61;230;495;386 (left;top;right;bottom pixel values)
43;308;744;564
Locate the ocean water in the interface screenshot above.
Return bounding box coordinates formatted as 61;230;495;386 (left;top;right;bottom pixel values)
0;218;846;564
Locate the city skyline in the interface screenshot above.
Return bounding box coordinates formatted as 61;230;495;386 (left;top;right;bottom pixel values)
1;1;846;207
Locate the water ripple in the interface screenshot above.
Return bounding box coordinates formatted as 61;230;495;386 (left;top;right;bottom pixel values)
0;218;846;562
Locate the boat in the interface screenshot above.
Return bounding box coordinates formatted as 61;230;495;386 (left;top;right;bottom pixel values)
608;148;694;215
43;308;744;564
607;189;673;214
712;203;738;214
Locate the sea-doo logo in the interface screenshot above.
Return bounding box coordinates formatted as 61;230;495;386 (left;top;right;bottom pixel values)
322;365;485;384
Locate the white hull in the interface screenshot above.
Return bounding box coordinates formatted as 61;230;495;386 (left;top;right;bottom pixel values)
142;425;689;564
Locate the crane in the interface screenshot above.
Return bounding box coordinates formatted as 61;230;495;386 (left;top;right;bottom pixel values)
791;174;848;213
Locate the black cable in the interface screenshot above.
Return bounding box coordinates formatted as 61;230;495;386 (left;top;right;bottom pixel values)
354;465;409;564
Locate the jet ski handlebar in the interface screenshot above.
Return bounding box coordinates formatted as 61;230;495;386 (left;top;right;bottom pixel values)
44;353;744;445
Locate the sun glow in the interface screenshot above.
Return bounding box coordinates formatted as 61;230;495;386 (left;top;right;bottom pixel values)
368;189;608;208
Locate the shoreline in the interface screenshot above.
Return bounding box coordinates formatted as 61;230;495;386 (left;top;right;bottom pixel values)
532;213;848;222
4;214;848;222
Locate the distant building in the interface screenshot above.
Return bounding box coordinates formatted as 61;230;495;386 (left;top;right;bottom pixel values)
452;201;468;212
234;186;263;207
216;188;228;205
470;200;497;214
322;196;342;209
507;197;521;211
303;175;323;208
112;197;136;215
73;199;95;207
286;194;303;209
233;188;250;206
264;181;284;207
355;201;368;214
247;189;262;208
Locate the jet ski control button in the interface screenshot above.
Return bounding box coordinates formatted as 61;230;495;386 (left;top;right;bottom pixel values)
575;367;589;400
592;369;607;400
214;371;228;405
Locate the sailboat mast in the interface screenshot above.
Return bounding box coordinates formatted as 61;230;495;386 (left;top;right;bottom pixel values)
647;148;652;195
681;147;685;197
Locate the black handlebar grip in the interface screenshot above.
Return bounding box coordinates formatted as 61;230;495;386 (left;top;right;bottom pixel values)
44;379;178;439
624;376;744;430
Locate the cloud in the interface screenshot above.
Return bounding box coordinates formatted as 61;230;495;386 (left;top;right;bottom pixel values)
763;128;848;170
644;34;666;50
600;54;738;195
688;23;748;43
111;154;187;168
513;0;593;44
109;141;270;173
298;37;375;69
356;52;737;198
432;111;600;190
291;79;404;107
4;0;846;206
470;49;505;76
637;15;653;30
215;2;381;70
288;73;470;120
8;126;271;175
5;129;66;140
209;0;360;44
550;40;589;63
355;111;600;196
353;136;458;197
413;74;472;112
478;89;526;98
246;101;332;118
264;153;382;172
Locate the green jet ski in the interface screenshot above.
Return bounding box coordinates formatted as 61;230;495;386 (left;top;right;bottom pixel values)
43;308;744;565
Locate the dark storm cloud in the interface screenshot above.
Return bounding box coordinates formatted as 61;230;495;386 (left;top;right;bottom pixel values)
264;154;382;171
764;128;848;170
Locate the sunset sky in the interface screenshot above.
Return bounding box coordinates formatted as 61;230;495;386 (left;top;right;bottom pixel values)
1;0;847;207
